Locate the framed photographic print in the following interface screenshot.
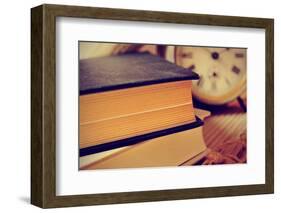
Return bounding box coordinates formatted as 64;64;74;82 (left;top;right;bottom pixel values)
31;4;274;208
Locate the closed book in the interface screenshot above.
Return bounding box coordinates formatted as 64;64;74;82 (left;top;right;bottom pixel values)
79;53;200;155
80;124;206;169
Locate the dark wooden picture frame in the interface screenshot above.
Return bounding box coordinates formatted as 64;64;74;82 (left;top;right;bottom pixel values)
31;4;274;208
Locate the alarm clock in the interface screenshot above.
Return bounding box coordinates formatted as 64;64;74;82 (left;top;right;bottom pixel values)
170;46;247;106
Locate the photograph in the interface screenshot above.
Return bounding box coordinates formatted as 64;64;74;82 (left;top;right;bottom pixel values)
30;4;274;208
79;42;247;170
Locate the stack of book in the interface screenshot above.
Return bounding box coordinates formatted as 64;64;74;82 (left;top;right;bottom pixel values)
79;53;207;169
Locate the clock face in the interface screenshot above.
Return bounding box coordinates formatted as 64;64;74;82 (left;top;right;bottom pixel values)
175;47;247;105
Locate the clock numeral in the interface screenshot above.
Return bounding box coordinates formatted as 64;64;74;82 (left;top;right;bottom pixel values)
181;52;193;58
235;53;244;58
197;76;203;87
224;77;231;86
232;65;241;74
187;64;195;70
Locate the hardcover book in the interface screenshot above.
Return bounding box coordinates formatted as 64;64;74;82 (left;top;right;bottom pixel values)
79;53;203;158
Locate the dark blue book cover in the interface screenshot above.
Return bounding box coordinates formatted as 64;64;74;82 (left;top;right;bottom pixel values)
79;53;199;95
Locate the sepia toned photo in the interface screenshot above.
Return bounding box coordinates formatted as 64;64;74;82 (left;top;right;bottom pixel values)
79;42;247;170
